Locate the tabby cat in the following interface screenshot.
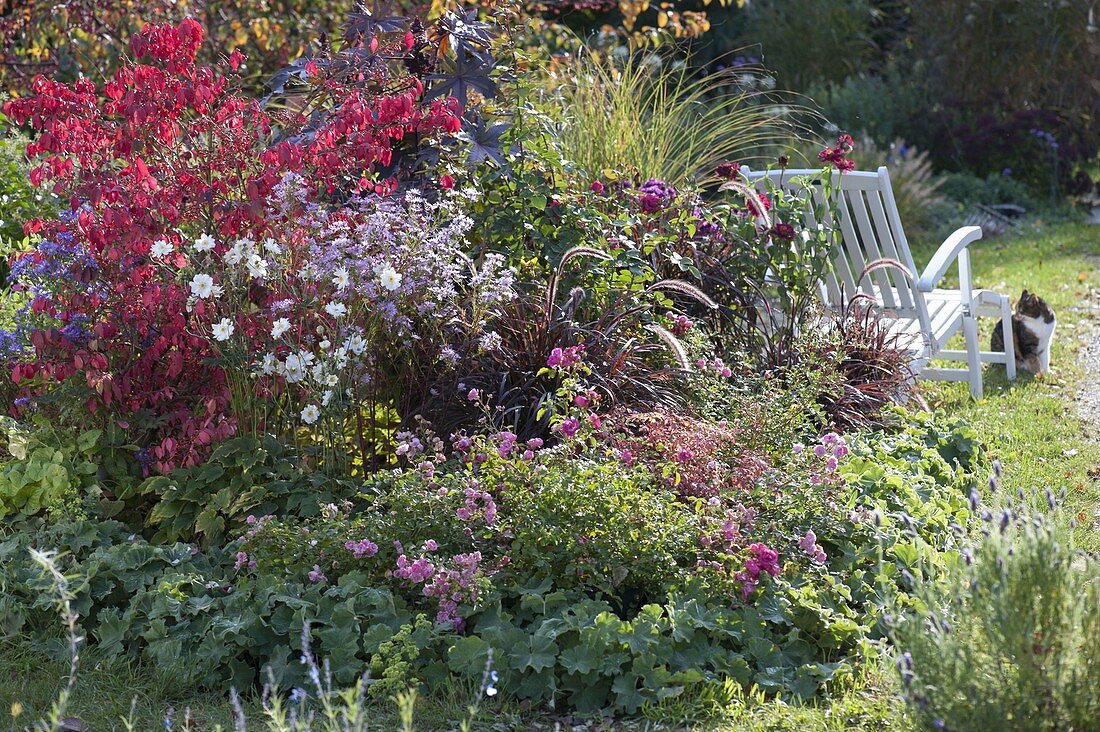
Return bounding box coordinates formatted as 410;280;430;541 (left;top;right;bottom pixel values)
991;289;1057;373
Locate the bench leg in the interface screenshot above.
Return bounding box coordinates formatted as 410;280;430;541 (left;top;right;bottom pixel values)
964;315;983;399
1001;297;1017;380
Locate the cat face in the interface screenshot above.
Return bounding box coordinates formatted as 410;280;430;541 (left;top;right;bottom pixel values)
1016;289;1055;323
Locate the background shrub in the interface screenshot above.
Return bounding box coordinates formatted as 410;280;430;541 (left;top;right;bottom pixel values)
908;0;1099;169
0;0;370;96
696;0;1099;199
936;171;1038;212
737;0;880;91
805;68;936;151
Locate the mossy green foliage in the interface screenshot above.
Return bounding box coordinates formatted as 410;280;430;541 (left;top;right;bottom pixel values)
121;435;360;547
0;418;100;520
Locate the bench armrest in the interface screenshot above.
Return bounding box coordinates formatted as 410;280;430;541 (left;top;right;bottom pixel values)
917;226;982;292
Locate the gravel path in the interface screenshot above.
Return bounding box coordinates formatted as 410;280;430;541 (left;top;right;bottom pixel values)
1072;276;1100;533
1073;275;1100;428
1079;333;1100;426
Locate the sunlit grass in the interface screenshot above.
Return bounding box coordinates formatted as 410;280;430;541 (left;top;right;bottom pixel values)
1;637;909;731
917;222;1100;549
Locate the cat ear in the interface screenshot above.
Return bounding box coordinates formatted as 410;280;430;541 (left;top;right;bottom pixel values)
1021;289;1030;298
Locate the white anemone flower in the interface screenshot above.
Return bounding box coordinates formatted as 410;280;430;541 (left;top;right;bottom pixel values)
324;301;347;318
283;353;306;383
193;233;216;252
332;267;350;291
189;274;215;299
223;247;244;266
378;266;402;292
212;318;234;341
263;238;282;255
300;404;320;424
345;334;366;355
150;240;174;258
271;318;292;338
246;253;269;279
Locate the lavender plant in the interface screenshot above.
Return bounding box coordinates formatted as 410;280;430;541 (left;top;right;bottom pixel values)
891;466;1100;731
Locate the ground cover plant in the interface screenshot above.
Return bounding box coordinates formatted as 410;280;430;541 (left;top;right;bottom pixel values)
1;0;1098;730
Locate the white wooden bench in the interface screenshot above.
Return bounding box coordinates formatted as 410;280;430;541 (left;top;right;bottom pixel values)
744;165;1016;398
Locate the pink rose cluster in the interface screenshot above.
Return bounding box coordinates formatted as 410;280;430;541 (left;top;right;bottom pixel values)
555;410;604;440
243;513;275;537
557;417;581;439
700;516;739;552
699;502;755;554
233;515;275;573
456;487;498;526
234;551;256;571
792;431;848;485
696;356;733;379
546;344;585;370
666;311;694;336
395;424;446;477
637;178;678;214
492;431;542;461
394;552;436;584
798;529;827;564
453;431;544;467
423;551;486;629
392;541;492;629
345;538;380;559
735;542;780;601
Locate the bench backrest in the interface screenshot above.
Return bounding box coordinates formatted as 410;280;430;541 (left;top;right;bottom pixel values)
743;165;932;339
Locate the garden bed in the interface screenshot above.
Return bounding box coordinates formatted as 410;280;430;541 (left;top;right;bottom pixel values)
0;1;1098;729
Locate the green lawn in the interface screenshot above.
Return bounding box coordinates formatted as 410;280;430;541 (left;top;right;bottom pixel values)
3;222;1097;731
915;221;1100;549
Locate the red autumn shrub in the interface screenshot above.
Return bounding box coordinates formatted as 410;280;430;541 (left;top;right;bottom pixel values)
3;18;463;472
